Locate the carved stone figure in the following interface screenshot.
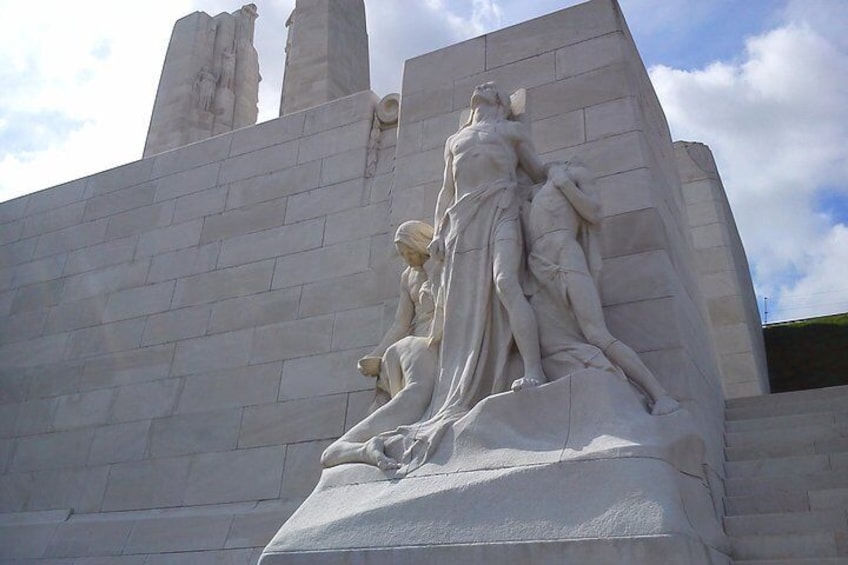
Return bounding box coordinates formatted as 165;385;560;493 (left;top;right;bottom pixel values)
193;67;216;111
321;221;438;470
527;162;680;415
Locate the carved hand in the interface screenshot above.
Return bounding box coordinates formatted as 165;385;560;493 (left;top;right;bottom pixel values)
427;236;445;262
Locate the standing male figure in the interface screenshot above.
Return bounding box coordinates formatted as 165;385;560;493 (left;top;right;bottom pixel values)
527;162;680;415
428;82;547;403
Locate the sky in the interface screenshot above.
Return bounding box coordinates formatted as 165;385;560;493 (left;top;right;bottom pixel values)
0;0;846;323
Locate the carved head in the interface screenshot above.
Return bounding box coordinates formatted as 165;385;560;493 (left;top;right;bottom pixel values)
394;220;434;268
470;82;512;119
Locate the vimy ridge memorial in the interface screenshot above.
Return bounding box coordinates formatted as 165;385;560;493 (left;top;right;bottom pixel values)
1;1;846;563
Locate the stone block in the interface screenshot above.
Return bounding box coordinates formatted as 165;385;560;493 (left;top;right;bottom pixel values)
85;159;153;197
176;363;281;414
173;185;228;223
395;119;423;157
110;378;180;423
556;30;625;79
280;348;371;401
11;429;93;472
13;254;67;287
123;514;234;554
0;403;18;438
486;0;618;69
303;91;377;135
239;394;347;447
299;269;396;318
136;219;203;257
142;304;210;346
88;421;150;465
53;388;114;430
344;390;376;432
531;109;585;154
182;446;286;505
0;522;57;559
83;183;156;222
720;353;759;386
332;305;383;350
80;345;173;391
0;237;37;270
284;179;364;224
225;501;302;549
21;201;85;239
0;309;46;344
172;328;254;376
585;96;639;141
172;260;274;308
600;250;676;306
296;120;371;164
65;319;145;360
700;270;737;300
63;261;149;302
101;456;191;511
691;222;726;250
272;239;370;289
219;140;299;185
225;161;321;210
251;315;334;364
714;323;755;355
152;133;231;178
0;217;23;246
229;112;305;157
216;217;324;269
200;198;287;244
0;333;68;369
45;519;134;558
601;207;668;258
26;465;109;512
105;201;174;240
319;147;368;186
420;112;465;152
149;408;241;458
543;130;647;180
103;281;175;322
63;236;137;276
398;83;456;125
147;242;219;284
154;162;220;202
27;179;87;215
13;398;53;437
707;295;748;326
0;473;32;511
0;372;29;404
686;200;721;228
0;194;29;223
530;63;631;121
682;179;717;206
403;37;485;94
392;148;444;193
11;279;64;314
0;288;12;316
26;362;83;399
453;51;556;110
208;287;300;335
324;201;389;245
43;296;106;334
145;548;259;565
280;440;332;498
604;296;682;352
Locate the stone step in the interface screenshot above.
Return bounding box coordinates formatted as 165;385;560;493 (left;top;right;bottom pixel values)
726;455;832;478
727;385;848;410
733;557;845;565
725;436;848;462
725;424;846;449
726;488;848;516
725;411;844;434
726;470;848;497
730;532;841;560
724;510;847;536
726;397;848;421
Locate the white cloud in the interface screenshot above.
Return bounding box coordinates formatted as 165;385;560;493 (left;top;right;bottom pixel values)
650;9;848;321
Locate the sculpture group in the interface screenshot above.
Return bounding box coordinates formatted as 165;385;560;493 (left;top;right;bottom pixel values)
322;82;679;473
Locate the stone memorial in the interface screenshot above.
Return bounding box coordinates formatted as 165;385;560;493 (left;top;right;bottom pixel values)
0;0;784;563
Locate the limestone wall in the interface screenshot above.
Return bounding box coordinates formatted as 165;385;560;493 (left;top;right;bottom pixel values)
0;90;399;562
676;141;769;398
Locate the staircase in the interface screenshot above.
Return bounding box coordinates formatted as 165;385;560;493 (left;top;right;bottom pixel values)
724;385;848;563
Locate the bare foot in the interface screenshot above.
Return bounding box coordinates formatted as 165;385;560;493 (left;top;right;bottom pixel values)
651;395;680;415
362;437;400;470
511;374;544;392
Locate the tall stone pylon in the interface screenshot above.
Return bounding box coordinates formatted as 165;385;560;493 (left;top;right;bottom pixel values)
279;0;370;115
143;4;261;157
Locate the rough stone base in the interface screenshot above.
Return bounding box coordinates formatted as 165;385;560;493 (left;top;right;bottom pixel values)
260;371;729;564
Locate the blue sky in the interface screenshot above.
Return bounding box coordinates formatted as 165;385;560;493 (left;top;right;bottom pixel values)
0;0;846;322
